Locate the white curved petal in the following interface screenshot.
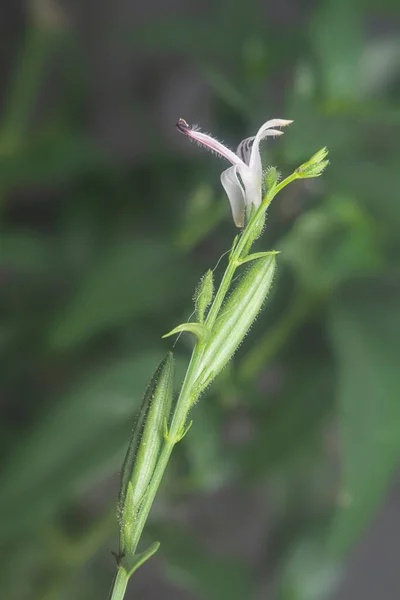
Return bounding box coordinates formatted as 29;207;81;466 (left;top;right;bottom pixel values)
220;166;246;227
237;163;262;209
249;119;293;178
237;131;284;166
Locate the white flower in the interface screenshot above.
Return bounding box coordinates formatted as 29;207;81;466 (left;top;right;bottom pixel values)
176;118;292;227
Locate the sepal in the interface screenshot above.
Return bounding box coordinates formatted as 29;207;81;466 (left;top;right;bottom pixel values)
162;322;210;343
195;270;214;323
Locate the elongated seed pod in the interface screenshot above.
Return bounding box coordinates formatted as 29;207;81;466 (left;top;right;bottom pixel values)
129;353;174;506
198;256;276;388
119;353;174;512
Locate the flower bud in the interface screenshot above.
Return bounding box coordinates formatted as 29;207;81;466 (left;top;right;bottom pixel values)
265;166;281;190
297;147;329;178
195;269;214;323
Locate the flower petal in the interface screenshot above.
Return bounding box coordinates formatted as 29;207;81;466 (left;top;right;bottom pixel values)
249;119;293;178
237;131;284;165
220;166;246;227
237;163;262;209
176;119;241;165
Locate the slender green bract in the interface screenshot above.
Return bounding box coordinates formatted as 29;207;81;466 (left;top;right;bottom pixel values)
197;255;276;389
108;150;329;600
196;269;214;323
118;353;174;557
128;354;174;507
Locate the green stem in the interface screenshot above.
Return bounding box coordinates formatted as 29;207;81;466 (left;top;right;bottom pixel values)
272;172;299;196
108;170;300;600
108;567;129;600
109;343;206;600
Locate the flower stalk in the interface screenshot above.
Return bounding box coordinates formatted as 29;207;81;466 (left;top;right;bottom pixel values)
108;118;329;600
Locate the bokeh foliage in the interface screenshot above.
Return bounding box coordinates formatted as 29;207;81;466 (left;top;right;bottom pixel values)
0;0;399;598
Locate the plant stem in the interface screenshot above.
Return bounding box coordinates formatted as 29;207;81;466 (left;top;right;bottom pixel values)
130;344;205;551
109;344;206;600
108;567;129;600
108;171;299;600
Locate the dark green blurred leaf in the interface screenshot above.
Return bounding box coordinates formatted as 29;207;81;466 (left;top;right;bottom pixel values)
364;0;400;10
0;539;49;600
48;239;190;350
333;160;400;225
310;0;363;103
0;352;164;540
239;362;334;478
0;130;105;190
175;184;227;251
124;18;230;58
359;37;400;97
277;537;341;600
149;524;253;600
328;280;400;554
283;95;358;163
280;196;384;293
0;27;56;148
200;66;251;117
183;397;232;491
1;231;54;274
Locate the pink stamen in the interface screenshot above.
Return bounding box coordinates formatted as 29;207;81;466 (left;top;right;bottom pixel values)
176;118;241;165
176;118;190;134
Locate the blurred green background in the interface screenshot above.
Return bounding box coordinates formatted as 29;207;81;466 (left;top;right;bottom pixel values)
1;0;399;598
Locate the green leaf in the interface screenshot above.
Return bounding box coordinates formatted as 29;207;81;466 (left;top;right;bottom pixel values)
328;280;400;554
48;239;189;350
238;250;279;266
121;541;160;577
198;255;276;388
